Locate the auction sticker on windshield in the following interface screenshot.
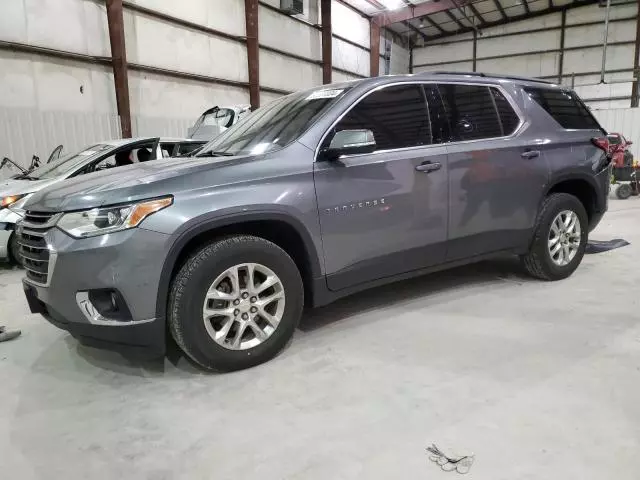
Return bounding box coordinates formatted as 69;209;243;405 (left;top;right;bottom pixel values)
306;89;344;100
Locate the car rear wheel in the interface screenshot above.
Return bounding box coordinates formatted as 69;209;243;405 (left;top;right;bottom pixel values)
168;235;303;371
8;232;23;267
522;193;588;281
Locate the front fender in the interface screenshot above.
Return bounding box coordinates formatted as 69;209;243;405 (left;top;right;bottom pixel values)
153;210;323;322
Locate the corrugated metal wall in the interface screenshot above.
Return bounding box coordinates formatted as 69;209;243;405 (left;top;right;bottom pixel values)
0;107;121;179
0;108;197;180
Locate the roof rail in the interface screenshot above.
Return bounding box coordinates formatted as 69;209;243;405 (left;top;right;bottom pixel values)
419;71;556;85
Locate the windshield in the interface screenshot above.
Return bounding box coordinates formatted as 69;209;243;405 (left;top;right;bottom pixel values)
199;108;236;129
28;144;111;179
197;87;350;157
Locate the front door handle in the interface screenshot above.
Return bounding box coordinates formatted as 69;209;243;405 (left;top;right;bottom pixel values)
415;161;442;173
521;150;540;159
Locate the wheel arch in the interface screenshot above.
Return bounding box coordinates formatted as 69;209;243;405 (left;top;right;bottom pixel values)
155;211;323;322
543;172;601;222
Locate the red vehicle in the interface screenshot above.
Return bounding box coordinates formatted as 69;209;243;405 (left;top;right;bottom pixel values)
608;133;633;168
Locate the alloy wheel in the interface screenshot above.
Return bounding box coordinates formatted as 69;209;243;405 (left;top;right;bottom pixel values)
548;210;582;267
202;263;285;350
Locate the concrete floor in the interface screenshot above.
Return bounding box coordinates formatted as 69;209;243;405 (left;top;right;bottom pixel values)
1;199;639;480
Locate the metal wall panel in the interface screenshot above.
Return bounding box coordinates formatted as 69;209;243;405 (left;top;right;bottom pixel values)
594;107;640;160
0;107;120;178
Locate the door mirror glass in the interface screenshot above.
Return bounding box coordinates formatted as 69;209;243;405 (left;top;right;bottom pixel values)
324;129;376;160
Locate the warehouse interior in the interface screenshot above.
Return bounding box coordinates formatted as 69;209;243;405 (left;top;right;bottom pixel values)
1;0;640;478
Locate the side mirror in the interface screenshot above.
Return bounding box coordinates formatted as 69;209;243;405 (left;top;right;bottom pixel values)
322;129;376;160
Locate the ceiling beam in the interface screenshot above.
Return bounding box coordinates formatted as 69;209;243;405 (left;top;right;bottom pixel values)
403;20;430;41
423;15;446;34
373;0;473;26
445;10;466;30
466;2;488;27
425;0;598;41
492;0;508;20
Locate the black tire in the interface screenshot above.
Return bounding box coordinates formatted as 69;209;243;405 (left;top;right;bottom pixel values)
8;232;23;267
616;183;632;200
168;235;304;372
522;193;588;281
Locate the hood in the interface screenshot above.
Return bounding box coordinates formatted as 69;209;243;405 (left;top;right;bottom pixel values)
24;155;250;211
0;177;61;198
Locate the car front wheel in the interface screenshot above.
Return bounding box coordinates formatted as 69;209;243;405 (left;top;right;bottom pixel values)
169;235;303;371
522;193;588;281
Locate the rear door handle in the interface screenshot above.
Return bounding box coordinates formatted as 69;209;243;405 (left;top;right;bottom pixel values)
415;161;442;173
521;150;540;159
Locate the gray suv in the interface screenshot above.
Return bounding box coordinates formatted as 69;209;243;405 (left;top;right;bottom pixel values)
20;72;611;371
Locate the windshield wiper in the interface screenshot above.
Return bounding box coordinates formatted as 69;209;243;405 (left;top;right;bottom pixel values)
198;150;235;157
15;174;39;180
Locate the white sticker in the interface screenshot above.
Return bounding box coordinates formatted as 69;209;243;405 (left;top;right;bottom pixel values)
78;150;97;156
306;89;344;100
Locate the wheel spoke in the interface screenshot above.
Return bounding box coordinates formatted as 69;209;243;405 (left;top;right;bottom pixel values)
548;235;561;247
551;220;561;236
228;266;240;296
258;309;280;328
247;320;267;340
550;242;562;256
203;306;234;318
217;317;235;342
566;214;577;233
256;290;284;309
255;275;279;295
206;288;235;301
563;244;571;261
231;322;248;349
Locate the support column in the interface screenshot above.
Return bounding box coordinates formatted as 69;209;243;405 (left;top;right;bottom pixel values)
245;0;260;110
472;30;477;72
321;0;332;84
558;10;566;84
370;21;380;77
106;0;132;138
631;0;640;107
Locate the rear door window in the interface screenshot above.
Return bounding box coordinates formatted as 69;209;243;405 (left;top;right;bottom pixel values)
524;87;601;130
333;84;431;151
437;84;502;141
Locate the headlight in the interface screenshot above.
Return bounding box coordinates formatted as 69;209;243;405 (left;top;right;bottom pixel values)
57;197;173;238
1;194;27;209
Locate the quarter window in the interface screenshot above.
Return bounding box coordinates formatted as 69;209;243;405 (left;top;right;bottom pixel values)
438;84;503;141
524;87;601;130
332;84;431;151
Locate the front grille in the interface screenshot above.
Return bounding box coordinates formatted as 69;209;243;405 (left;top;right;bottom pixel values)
24;211;57;225
19;211;61;286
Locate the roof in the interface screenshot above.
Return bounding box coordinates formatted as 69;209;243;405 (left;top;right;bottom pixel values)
338;0;599;43
98;136;195;147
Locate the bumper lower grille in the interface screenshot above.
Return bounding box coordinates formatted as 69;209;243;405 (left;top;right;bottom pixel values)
19;211;61;286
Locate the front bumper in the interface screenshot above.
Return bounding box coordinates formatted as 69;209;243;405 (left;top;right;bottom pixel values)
22;226;171;355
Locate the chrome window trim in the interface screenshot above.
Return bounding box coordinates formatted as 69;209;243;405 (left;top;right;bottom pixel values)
314;80;526;161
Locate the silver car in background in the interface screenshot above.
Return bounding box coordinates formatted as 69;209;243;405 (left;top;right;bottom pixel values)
0;136;204;264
